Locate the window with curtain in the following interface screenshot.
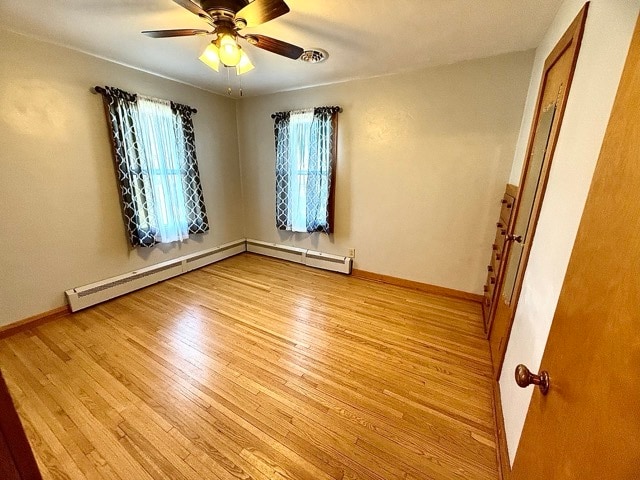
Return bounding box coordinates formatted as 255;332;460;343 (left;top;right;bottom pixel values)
97;86;209;247
273;106;339;233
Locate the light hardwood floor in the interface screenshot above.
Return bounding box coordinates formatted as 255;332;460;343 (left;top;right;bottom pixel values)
0;253;499;480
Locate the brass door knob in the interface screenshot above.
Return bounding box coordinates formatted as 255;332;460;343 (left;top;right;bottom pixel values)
515;364;550;395
507;233;523;243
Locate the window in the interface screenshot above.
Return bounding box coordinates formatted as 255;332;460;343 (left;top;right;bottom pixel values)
274;107;339;233
98;86;209;247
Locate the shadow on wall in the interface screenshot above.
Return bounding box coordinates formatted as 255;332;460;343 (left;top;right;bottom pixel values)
277;230;324;249
135;233;209;261
1;80;70;140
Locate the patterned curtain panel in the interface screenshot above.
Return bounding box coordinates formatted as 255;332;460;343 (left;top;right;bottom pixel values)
171;102;209;235
274;111;291;231
274;106;338;233
98;86;209;247
101;87;157;247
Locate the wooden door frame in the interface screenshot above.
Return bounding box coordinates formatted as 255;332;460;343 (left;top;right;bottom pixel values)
489;3;589;379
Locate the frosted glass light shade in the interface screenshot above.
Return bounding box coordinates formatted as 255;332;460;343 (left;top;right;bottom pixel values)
199;43;220;72
236;50;254;75
218;34;242;67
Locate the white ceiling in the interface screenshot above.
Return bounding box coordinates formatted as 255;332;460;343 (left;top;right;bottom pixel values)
0;0;562;97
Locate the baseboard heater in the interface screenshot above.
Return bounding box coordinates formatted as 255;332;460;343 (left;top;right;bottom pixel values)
246;239;352;275
65;239;246;312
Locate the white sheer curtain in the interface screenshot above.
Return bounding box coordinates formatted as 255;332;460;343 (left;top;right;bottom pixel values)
134;96;189;243
287;109;315;232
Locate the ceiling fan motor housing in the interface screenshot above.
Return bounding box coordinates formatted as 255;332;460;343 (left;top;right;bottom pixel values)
200;0;250;18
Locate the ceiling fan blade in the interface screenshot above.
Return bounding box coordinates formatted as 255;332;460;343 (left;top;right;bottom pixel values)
142;29;211;38
172;0;211;19
236;0;290;27
245;34;303;59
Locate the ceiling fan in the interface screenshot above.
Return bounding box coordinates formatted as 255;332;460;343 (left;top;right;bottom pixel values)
143;0;307;75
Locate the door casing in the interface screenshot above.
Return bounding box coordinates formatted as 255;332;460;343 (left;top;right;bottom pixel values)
488;3;589;378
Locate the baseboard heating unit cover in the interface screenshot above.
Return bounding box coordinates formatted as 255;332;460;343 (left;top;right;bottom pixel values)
245;239;352;275
65;239;246;311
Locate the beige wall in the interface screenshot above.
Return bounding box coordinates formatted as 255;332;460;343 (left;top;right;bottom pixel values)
0;29;245;326
0;32;534;326
236;51;534;294
499;0;640;464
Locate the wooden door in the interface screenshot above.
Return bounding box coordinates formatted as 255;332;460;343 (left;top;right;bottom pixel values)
0;370;43;479
489;4;588;377
512;14;640;479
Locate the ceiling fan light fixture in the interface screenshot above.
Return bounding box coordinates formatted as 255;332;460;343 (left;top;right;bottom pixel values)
199;43;220;71
218;33;242;67
236;50;255;75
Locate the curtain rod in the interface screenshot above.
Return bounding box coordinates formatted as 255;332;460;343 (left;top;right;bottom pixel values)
91;86;198;114
271;106;342;119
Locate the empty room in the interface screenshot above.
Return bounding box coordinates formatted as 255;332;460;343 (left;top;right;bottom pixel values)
1;1;639;479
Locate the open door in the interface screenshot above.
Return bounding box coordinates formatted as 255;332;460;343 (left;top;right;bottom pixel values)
512;14;640;478
0;370;43;479
488;4;588;377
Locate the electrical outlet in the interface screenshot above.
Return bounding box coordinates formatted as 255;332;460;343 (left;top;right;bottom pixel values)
348;248;355;258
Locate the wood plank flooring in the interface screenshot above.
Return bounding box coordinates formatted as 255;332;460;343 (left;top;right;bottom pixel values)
0;253;498;480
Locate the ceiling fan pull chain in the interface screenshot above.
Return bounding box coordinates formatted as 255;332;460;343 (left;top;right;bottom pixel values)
227;67;232;96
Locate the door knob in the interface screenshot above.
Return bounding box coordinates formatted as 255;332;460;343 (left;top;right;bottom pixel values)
515;364;550;395
507;233;523;243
